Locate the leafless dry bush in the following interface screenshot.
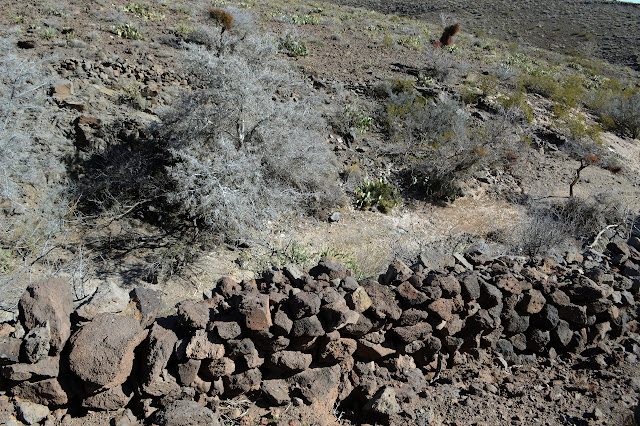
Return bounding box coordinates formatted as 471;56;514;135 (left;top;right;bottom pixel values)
424;47;468;83
511;193;636;257
0;38;77;313
70;33;344;279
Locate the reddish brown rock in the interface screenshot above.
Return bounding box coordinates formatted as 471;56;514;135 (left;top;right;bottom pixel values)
177;300;212;329
22;321;51;363
152;399;219;426
380;259;413;285
558;304;588;326
288;365;341;406
427;298;455;322
224;368;262;395
355;340;396;360
495;275;525;295
68;314;147;393
519;289;546;314
185;330;225;360
202;357;235;379
289;291;321;319
310;261;349;280
12;378;68;405
1;356;59;381
238;293;271;331
215;277;242;299
176;359;201;386
270;350;312;372
211;321;242;340
83;384;133;410
320;299;359;331
130;287;164;328
0;336;22;363
567;276;610;304
19;279;73;354
291;315;325;337
362;281;402;321
391;323;433;343
143;323;178;387
319;338;357;364
272;308;294;335
430;275;462;297
261;379;290;405
396;282;427;306
345;287;372;313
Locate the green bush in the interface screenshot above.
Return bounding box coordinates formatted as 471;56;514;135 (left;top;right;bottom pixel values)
355;179;400;213
113;22;143;40
278;33;308;57
344;105;373;134
119;2;165;21
518;67;559;99
498;90;533;123
588;83;640;139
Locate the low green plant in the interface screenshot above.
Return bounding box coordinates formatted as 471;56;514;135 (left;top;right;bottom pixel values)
397;36;423;51
505;52;532;67
382;34;394;48
114;22;143;40
174;24;197;38
119;2;165;21
518;67;559;99
355;179;400;213
10;15;26;24
459;85;481;105
119;82;144;109
588;83;640;139
175;5;190;15
42;28;57;40
0;249;13;274
553;74;587;108
556;112;602;145
278;34;308;57
344;105;373;133
290;14;320;25
498;90;534;123
46;7;66;17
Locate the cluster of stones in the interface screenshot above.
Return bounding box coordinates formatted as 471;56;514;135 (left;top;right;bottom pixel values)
0;237;639;425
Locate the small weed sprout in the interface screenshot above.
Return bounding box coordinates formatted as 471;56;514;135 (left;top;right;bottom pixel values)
355;179;401;213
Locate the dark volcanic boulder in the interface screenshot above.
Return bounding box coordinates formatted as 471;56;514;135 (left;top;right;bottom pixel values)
68;314;147;393
19;279;72;355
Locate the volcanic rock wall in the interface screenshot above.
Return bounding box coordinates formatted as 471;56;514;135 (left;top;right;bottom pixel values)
1;238;639;424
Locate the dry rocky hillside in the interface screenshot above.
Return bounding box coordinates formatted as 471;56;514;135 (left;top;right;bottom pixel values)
0;0;639;424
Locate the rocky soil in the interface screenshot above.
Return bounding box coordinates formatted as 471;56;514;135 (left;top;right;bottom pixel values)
324;0;640;71
1;0;640;424
1;238;640;425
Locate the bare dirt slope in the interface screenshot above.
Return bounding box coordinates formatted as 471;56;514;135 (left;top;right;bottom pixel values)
324;0;640;71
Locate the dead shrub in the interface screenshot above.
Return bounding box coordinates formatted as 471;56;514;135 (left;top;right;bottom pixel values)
209;7;234;32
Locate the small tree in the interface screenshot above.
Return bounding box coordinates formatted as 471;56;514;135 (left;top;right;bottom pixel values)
569;153;599;197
